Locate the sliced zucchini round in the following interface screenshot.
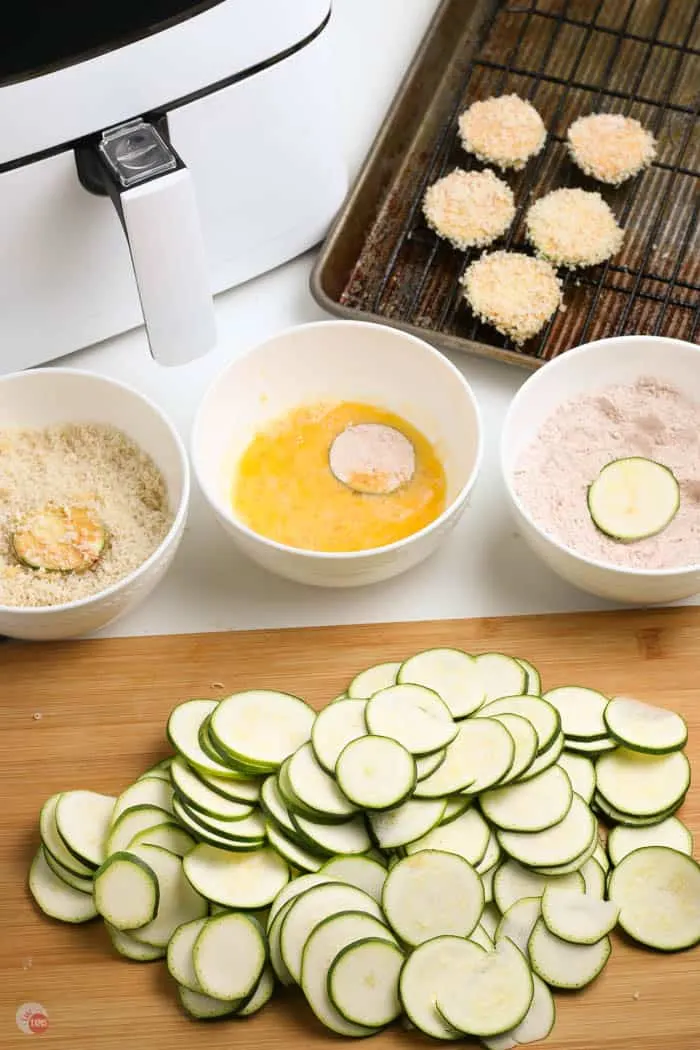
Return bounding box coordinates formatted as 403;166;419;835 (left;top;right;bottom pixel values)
41;846;94;894
587;456;680;541
260;776;297;836
55;789;115;868
497;794;596;868
336;735;415;809
127;844;207;947
106;804;172;856
300;910;396;1037
347;661;401;699
320;855;387;903
489;973;554;1048
528;917;611;988
415;718;515;797
328;937;404;1027
607;846;700;951
515;657;542;696
494;896;541;955
398;936;469;1040
183;843;289;909
265;821;324;872
167;699;240;780
292;812;371;856
210;689;315;771
518;732;565;779
493;858;585;914
364;684;457;755
13;503;106;572
28;848;98;924
480;766;573;833
488;713;539;785
543;685;609;741
476;696;560;755
607;816;693;866
405;807;490;867
167;916;209;992
579;857;606;898
170;756;254;820
39;794;94;878
310;699;368;773
177;984;241;1019
398;647;486;718
281;881;383;984
128;821;196;857
440;795;472;826
267;872;336;929
112;778;174;825
193;912;266;1001
368;797;446;851
382;850;484;946
595;748;690;818
557;752;596;804
473;652;528;704
287;742;358;819
238;966;275;1017
94;851;159;931
541;886;619;944
603;696;688;754
436;936;533;1038
107;924;165;962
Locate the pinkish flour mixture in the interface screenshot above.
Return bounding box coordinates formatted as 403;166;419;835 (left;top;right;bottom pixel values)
514;377;700;569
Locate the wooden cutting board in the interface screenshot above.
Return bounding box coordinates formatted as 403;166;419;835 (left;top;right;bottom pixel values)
2;607;699;1050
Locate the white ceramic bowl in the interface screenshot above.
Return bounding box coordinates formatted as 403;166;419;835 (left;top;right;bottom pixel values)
192;320;482;587
0;369;189;640
501;335;700;605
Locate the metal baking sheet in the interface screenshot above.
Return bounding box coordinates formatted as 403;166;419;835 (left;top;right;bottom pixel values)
311;0;699;369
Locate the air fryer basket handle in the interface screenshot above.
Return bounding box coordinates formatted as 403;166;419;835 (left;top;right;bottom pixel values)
85;118;217;366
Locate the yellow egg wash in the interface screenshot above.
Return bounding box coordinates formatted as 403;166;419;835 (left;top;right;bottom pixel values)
232;402;447;552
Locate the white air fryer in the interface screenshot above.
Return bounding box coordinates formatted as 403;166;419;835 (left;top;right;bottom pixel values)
0;0;347;368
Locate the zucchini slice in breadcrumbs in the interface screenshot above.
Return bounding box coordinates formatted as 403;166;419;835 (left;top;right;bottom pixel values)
13;504;106;572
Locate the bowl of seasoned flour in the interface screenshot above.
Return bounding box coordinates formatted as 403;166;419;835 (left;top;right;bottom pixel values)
501;336;700;605
0;368;189;640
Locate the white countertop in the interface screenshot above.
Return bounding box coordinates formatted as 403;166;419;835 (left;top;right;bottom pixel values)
57;0;671;639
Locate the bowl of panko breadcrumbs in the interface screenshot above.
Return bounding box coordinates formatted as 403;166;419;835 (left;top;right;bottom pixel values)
0;369;189;640
501;336;700;606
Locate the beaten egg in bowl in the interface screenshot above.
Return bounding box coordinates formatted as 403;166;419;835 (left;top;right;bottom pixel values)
232;401;447;553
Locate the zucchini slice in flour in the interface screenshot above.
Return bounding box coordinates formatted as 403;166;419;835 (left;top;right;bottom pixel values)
587;456;680;541
328;937;404;1027
607;846;700;951
381;850;484;946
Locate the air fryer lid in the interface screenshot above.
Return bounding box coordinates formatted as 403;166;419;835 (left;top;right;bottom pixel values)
0;0;330;167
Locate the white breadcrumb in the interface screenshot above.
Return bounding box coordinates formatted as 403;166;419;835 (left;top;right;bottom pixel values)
526;187;624;268
422;168;515;250
461;251;562;344
567;113;656;185
458;94;546;171
0;424;172;608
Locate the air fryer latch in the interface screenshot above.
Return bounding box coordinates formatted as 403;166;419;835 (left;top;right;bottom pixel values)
74;116;217;367
98;118;178;188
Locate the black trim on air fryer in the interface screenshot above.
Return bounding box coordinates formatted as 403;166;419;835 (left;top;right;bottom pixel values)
0;7;331;176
